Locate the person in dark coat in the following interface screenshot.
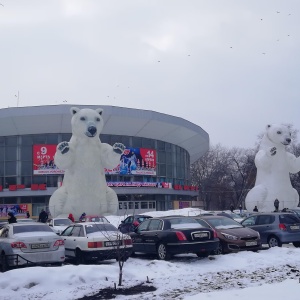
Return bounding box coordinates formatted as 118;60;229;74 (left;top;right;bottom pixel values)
274;199;279;212
8;212;17;224
38;209;48;223
26;211;30;218
253;206;258;212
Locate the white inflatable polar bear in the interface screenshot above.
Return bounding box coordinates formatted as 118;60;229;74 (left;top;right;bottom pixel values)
245;124;300;212
49;107;125;219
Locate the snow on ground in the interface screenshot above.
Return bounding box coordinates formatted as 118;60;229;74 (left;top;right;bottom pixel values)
0;208;299;300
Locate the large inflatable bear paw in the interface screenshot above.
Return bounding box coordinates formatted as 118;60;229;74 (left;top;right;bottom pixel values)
269;147;277;156
113;142;125;155
58;141;70;154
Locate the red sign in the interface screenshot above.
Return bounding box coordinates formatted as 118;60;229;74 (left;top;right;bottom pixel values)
33;145;64;175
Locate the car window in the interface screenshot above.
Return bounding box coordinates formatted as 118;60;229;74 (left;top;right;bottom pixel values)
148;219;162;231
257;215;275;225
195;219;210;228
137;219;151;231
61;226;73;236
207;217;243;229
0;228;8;238
280;214;300;224
169;218;202;229
137;216;150;223
70;226;81;236
85;224;117;234
13;224;54;234
54;219;72;226
241;215;257;226
124;216;133;224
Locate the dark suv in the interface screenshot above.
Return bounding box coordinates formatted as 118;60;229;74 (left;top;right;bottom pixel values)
241;212;300;248
118;214;152;233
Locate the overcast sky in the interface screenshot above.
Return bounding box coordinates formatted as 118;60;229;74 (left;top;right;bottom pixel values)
0;0;299;148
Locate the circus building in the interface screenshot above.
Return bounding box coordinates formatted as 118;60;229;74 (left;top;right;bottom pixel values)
0;105;209;218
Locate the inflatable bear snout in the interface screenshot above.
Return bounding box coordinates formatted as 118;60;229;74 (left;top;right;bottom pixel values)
86;124;97;137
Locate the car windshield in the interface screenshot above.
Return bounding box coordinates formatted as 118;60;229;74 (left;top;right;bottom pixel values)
54;219;72;226
85;224;117;234
13;224;54;234
169;218;203;229
206;217;243;229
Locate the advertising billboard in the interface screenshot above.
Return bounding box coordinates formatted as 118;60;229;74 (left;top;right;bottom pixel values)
33;145;156;176
33;144;64;175
105;147;157;176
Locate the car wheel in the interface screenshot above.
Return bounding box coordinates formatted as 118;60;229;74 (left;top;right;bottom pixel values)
213;243;224;255
292;242;300;248
268;236;282;248
75;249;85;265
156;243;170;260
196;252;209;258
0;253;8;272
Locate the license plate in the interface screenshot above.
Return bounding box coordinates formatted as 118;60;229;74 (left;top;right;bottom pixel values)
193;233;208;238
245;241;257;246
290;225;300;230
105;241;122;247
31;243;50;249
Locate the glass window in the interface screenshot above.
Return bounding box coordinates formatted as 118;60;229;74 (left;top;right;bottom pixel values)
280;214;300;224
22;135;33;145
158;165;166;176
241;216;257;226
135;202;139;209
62;133;72;142
149;202;156;209
5;161;16;175
0;162;4;176
122;136;130;147
119;202;123;209
158;151;166;163
137;219;151;232
5;136;17;146
257;215;275;225
71;226;82;237
32;176;47;184
0;147;4;161
148;219;162;231
21;161;32;176
33;135;47;144
101;134;110;144
0;137;4;146
157;141;165;150
141;202;148;209
142;138;154;148
61;226;73;236
5;147;17;161
128;202;134;209
21;146;32;161
21;176;32;187
132;137;142;147
47;134;58;144
166;165;173;177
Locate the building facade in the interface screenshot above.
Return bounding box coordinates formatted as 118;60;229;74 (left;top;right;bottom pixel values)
0;105;209;218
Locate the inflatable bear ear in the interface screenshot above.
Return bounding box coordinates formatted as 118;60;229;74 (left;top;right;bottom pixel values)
95;108;103;116
70;107;80;115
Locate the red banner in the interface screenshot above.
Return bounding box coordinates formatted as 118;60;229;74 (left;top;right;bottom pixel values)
33;145;64;175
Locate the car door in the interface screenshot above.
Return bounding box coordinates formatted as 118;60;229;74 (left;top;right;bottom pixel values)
121;216;134;233
254;215;276;243
61;226;76;257
130;219;151;253
140;219;163;253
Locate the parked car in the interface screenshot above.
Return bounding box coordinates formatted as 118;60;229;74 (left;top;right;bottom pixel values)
118;214;153;233
194;215;261;254
60;222;132;264
17;218;36;223
129;216;219;260
241;212;300;248
47;218;74;235
79;215;110;223
0;222;65;271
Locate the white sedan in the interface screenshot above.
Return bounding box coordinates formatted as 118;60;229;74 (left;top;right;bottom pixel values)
0;222;65;271
60;222;133;264
47;218;74;235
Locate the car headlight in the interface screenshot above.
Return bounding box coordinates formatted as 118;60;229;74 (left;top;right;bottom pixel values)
221;232;239;240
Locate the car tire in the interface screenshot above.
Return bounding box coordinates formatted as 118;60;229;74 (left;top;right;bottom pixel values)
0;253;8;272
213;242;224;255
292;242;300;248
75;249;85;265
268;236;282;248
156;243;170;260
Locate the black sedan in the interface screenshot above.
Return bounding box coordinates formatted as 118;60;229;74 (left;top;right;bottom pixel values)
129;216;219;260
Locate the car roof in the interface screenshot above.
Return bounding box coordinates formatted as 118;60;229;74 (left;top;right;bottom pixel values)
194;215;233;220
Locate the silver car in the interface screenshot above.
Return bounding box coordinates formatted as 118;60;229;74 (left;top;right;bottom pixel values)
0;222;65;271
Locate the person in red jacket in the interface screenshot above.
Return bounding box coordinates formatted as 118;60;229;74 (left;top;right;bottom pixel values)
68;213;75;222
